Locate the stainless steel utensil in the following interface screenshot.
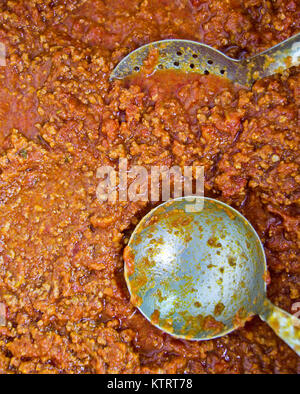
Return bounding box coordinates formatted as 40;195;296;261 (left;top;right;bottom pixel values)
111;33;300;86
124;197;300;356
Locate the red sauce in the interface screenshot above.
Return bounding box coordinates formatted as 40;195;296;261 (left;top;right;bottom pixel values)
0;0;299;374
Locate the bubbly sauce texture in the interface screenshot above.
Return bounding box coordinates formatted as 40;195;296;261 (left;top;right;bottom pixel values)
0;0;299;373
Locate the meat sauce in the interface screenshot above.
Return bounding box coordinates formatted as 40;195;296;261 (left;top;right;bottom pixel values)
0;0;299;373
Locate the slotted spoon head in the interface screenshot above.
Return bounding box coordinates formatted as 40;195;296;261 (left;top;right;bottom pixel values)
110;35;300;86
110;39;243;83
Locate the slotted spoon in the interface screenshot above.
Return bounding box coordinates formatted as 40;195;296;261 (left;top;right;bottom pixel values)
111;33;300;86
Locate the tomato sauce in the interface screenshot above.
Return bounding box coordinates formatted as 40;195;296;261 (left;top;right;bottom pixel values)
0;0;299;374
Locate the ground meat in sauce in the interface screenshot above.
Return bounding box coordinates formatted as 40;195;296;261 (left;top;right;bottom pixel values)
0;0;299;374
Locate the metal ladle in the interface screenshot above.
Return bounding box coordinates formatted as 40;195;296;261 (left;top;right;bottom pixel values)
110;33;300;86
124;197;300;355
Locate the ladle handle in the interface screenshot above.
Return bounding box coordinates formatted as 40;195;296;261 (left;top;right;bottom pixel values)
245;33;300;85
259;298;300;356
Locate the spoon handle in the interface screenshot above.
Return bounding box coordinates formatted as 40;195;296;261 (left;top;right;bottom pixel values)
244;33;300;85
259;298;300;356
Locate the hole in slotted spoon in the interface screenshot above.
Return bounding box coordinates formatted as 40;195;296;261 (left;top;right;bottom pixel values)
177;51;182;56
207;60;213;65
134;66;140;72
174;61;180;67
220;69;226;75
204;70;210;75
190;63;195;69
